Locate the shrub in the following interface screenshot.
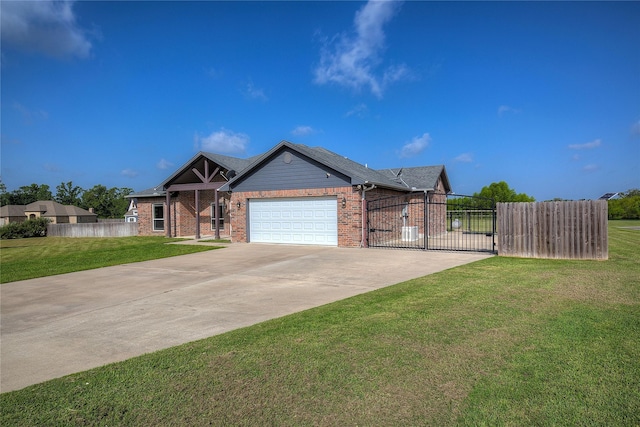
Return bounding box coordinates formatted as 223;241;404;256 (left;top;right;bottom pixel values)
0;218;50;239
608;192;640;220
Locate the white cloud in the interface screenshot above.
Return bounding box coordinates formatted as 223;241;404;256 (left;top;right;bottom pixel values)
207;67;221;79
156;158;173;170
196;129;249;154
344;103;369;118
583;164;599;172
1;0;93;59
313;0;408;98
454;153;473;163
399;133;431;158
568;139;601;150
497;105;521;116
13;102;48;124
244;81;267;101
291;126;315;137
121;169;139;178
631;119;640;137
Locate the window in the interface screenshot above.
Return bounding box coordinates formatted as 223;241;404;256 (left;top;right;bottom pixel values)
211;203;224;230
153;204;164;231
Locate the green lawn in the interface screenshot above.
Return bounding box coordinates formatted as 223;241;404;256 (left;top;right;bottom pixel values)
0;236;222;283
1;221;638;426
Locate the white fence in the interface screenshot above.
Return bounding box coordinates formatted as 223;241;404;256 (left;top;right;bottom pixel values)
47;222;138;238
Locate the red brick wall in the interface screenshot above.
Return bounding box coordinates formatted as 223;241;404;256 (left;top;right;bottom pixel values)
229;186;362;247
172;190;230;238
136;180;447;243
137;196;165;236
427;178;447;236
136;192;230;237
363;179;448;240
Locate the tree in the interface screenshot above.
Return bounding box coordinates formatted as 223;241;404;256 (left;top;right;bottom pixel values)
0;179;8;206
473;181;535;207
5;184;53;205
608;188;640;219
81;185;133;218
55;181;84;206
620;189;640;198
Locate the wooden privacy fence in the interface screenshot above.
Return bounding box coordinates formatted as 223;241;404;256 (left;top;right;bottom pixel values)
497;200;608;260
47;222;138;238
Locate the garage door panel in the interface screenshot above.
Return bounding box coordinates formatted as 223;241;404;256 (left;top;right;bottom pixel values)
249;197;338;246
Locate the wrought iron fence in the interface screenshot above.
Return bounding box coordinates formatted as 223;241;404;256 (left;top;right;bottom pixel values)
367;193;496;253
367;193;426;249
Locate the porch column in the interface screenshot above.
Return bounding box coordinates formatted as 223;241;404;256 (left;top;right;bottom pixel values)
195;189;200;239
214;189;220;239
165;191;171;238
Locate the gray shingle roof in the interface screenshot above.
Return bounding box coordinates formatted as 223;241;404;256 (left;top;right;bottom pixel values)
24;201;96;217
201;152;258;175
126;186;166;198
379;165;451;192
131;141;451;196
294;144;408;190
0;205;27;217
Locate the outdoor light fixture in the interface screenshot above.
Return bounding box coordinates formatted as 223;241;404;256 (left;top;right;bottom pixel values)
237;201;241;209
342;197;347;208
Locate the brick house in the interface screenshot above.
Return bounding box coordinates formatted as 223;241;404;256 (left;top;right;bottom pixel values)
129;140;451;247
0;201;97;226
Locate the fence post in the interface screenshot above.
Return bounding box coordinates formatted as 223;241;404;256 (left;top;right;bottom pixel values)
423;191;428;250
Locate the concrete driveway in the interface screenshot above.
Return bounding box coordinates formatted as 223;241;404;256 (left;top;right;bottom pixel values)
1;243;491;392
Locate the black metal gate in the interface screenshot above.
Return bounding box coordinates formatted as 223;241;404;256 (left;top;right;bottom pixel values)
367;193;496;253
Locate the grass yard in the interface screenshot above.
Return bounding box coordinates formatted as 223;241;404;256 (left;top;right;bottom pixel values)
1;221;638;425
0;236;222;283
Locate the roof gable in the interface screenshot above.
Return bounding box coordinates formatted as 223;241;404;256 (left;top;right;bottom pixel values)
379;165;451;193
160;151;254;188
134;140;453;196
222;144;353;192
221;141;409;192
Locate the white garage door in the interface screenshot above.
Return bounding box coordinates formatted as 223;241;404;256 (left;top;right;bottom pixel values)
249;197;338;246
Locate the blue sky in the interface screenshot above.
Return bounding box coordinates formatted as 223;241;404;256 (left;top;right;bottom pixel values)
1;0;638;201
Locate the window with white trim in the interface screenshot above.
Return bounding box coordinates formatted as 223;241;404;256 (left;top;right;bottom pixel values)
153;204;164;231
210;203;224;230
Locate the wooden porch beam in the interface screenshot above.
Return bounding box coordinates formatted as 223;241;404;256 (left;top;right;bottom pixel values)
195;189;200;239
166;182;225;192
192;161;221;184
214;189;220;239
165;191;172;238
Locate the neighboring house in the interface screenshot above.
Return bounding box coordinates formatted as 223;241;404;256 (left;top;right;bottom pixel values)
124;198;139;223
598;192;619;200
129;140;451;247
0;201;97;225
0;205;27;226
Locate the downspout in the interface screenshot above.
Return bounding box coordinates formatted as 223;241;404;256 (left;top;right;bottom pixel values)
165;191;172;238
195;189;200;240
360;182;376;248
220;171;230;240
214;189;220;239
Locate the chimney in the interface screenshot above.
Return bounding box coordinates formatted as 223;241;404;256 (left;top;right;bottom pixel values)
89;208;94;214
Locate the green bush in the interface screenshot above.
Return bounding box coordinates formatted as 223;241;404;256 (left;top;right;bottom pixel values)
608;193;640;220
0;218;50;239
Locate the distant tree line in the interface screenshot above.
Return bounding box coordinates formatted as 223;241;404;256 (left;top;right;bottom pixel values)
0;181;133;219
608;189;640;220
448;181;535;210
